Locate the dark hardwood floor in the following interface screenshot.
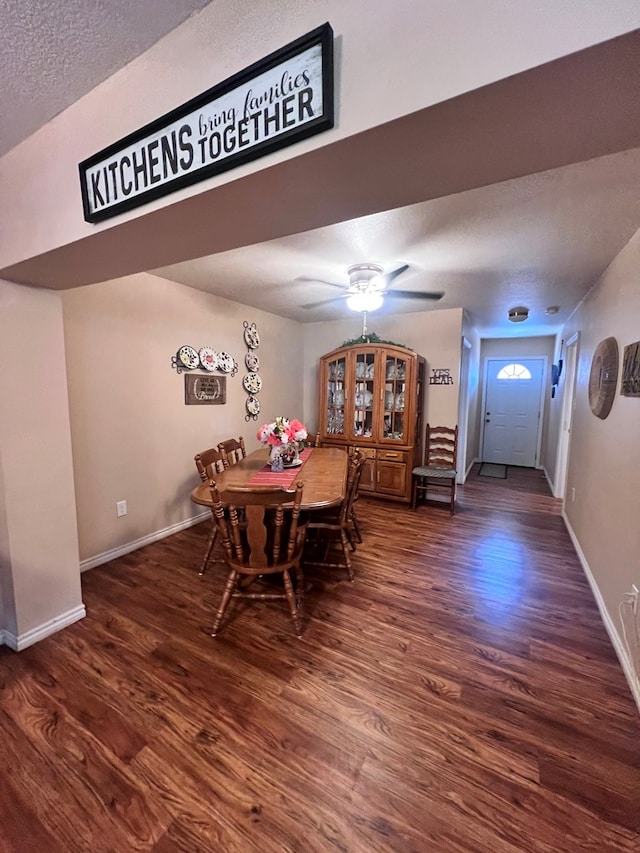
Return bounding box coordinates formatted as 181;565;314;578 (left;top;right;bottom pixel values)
1;465;639;851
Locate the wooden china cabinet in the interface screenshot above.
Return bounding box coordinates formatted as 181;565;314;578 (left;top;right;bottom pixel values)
318;343;426;503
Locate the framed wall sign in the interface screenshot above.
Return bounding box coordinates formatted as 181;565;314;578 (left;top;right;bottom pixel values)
79;23;334;223
185;374;226;405
621;340;640;397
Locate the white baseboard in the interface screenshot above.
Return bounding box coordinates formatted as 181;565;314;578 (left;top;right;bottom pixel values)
2;604;86;652
563;511;640;713
541;465;557;496
462;457;479;483
80;511;210;572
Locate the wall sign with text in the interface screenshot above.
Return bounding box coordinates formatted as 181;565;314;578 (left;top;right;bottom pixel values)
79;23;334;223
621;340;640;397
185;375;226;405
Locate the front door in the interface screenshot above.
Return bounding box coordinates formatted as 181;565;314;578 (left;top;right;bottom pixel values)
482;358;545;467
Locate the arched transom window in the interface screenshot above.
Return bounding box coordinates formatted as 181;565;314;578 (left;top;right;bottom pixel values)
497;363;532;380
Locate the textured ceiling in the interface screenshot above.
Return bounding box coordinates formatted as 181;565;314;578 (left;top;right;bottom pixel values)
152;149;640;336
0;0;211;157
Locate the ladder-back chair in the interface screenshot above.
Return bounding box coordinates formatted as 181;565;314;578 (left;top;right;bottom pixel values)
208;481;307;637
411;424;458;514
217;436;247;469
193;447;227;575
304;449;365;581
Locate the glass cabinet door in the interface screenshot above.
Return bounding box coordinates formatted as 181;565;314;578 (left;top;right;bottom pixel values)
353;351;376;440
325;355;346;437
383;353;407;442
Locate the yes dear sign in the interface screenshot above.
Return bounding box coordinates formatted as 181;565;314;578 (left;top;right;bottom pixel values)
79;24;333;223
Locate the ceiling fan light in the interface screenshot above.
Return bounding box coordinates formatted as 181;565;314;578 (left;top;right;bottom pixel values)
347;291;384;312
508;306;529;323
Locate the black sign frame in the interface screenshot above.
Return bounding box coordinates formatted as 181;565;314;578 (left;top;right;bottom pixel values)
79;22;334;223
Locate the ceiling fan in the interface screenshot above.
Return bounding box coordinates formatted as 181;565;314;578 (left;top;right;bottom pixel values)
300;262;444;312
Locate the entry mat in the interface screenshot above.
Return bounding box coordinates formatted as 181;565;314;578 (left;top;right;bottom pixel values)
478;462;507;479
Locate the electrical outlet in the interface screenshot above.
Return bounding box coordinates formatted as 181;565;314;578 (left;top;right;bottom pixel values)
570;486;576;502
116;500;127;518
631;584;639;615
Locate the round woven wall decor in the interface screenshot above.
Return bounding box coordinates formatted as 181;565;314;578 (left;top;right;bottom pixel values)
588;336;619;419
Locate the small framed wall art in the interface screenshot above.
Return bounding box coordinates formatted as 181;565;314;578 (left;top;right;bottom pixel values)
185;374;226;405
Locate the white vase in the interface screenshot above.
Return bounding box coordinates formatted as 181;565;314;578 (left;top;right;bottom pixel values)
280;443;300;467
269;444;284;471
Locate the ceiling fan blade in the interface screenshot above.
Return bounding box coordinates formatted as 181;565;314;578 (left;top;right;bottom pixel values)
385;289;444;301
301;294;350;309
383;263;410;285
296;275;348;290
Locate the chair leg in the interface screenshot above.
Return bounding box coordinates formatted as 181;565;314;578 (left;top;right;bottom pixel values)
211;570;238;636
198;523;218;576
411;476;418;509
346;526;356;552
351;507;363;543
340;529;355;582
450;482;456;515
283;569;303;637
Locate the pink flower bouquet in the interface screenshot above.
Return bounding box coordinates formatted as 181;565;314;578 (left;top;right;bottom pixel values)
257;416;308;448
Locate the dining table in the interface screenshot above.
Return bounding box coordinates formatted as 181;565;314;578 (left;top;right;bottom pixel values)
190;446;349;511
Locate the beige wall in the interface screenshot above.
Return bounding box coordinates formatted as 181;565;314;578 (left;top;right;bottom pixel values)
61;273;304;563
461;316;482;477
477;335;556;471
560;227;640;689
302;308;463;439
1;1;635;273
0;282;82;639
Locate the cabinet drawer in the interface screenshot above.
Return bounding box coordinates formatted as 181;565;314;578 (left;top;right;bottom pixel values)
353;446;376;460
377;449;408;463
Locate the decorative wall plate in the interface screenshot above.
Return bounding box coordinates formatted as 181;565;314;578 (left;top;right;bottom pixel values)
177;345;199;370
245;395;260;418
243;372;262;393
588;337;619;419
217;352;235;373
198;347;218;371
243;322;260;349
245;352;260;372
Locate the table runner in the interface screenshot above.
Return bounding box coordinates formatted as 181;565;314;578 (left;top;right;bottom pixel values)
247;448;313;487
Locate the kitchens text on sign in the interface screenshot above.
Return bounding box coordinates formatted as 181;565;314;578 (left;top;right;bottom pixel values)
79;23;333;223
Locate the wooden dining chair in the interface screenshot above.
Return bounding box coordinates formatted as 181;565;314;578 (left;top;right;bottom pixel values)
411;424;459;514
208;481;307;637
217;436;247;469
304;449;364;581
194;448;227;575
